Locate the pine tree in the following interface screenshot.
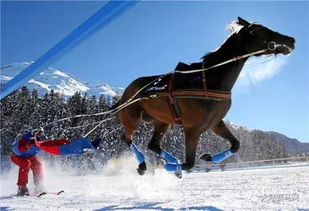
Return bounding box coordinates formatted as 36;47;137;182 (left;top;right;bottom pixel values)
0;87;297;172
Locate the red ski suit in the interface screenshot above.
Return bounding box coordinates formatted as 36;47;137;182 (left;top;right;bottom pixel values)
10;154;43;186
11;131;94;186
10;135;43;186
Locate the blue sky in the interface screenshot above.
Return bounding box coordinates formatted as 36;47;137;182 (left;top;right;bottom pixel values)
1;1;309;143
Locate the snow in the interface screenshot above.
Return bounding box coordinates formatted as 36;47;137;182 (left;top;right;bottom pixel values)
0;75;13;81
1;156;308;210
53;70;70;78
28;79;50;91
0;62;121;98
227;121;248;131
87;83;118;97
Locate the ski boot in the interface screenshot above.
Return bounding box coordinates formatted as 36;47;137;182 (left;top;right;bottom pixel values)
17;185;30;196
34;183;47;194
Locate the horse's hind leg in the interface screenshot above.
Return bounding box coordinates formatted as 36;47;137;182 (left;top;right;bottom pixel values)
119;108;147;175
212;120;240;152
200;120;239;163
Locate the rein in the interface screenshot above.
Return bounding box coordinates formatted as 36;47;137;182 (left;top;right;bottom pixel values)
175;41;279;74
45;42;283;136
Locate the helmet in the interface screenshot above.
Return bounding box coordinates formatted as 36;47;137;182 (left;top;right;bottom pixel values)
33;127;44;134
31;127;45;139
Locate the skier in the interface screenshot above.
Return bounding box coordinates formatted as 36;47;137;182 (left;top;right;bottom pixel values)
11;127;101;196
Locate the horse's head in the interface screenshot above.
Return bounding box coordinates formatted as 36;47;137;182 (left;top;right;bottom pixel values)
237;17;295;56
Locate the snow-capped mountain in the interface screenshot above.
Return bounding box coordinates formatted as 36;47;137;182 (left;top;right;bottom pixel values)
0;62;121;98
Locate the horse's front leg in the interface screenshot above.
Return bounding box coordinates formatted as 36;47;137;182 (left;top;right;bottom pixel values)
122;137;147;175
200;120;239;163
120;109;146;175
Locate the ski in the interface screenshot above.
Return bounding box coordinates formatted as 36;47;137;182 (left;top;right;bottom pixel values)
36;190;64;197
14;190;64;198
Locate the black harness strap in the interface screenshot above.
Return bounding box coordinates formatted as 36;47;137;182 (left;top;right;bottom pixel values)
162;70;231;125
167;73;183;124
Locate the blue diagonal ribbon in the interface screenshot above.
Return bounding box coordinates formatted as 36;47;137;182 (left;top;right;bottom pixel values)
1;0;139;99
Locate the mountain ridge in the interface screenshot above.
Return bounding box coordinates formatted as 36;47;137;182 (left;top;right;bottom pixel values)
0;62;120;98
266;131;309;155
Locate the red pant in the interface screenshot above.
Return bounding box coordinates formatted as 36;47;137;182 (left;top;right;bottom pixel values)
10;154;43;186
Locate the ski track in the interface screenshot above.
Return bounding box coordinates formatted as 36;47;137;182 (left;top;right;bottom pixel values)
1;157;308;211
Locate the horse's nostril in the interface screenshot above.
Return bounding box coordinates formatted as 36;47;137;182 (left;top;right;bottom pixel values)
289;37;296;45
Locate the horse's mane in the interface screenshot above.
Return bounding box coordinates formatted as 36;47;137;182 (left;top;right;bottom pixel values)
201;21;245;62
226;21;244;36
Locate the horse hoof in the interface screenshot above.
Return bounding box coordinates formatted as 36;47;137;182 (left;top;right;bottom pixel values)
137;161;147;176
137;168;146;175
231;144;240;153
200;154;212;162
174;171;183;179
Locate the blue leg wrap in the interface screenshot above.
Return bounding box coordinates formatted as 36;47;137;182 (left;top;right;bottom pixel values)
164;163;182;172
130;143;145;163
160;149;180;164
212;149;234;163
160;150;182;172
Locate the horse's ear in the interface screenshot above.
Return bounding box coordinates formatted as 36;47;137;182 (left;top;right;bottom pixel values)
237;17;250;27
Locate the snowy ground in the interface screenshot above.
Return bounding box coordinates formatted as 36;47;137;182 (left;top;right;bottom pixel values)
1;156;308;211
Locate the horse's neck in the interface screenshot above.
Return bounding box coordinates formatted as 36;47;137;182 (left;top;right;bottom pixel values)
204;35;248;91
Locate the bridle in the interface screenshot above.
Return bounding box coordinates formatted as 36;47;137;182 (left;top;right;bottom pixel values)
174;41;288;74
267;41;293;53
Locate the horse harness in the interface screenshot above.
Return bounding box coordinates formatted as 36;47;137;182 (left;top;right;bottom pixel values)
139;42;281;125
146;64;231;125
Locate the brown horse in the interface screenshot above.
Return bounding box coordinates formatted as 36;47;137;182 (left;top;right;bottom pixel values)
113;17;295;175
